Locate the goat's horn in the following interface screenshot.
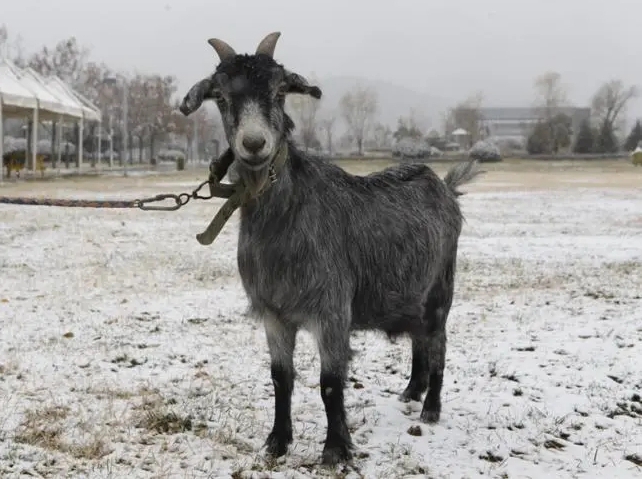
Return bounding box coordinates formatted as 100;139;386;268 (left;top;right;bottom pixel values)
255;31;281;58
207;38;237;61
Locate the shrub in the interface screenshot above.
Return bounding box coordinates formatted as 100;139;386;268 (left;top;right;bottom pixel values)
157;149;186;162
469;140;502;162
392;138;432;159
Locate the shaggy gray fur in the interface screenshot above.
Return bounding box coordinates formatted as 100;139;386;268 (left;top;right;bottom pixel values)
180;47;482;466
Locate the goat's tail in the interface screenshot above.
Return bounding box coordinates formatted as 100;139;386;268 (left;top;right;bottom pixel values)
443;159;484;197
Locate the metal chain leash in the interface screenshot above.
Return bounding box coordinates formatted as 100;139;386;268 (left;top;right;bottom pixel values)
0;180;215;211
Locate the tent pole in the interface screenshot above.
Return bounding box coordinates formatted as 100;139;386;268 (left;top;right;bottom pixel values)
77;118;84;169
31;107;39;173
0;96;4;183
97;120;102;168
57;117;63;169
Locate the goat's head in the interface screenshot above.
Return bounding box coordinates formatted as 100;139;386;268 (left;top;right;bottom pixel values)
180;32;322;194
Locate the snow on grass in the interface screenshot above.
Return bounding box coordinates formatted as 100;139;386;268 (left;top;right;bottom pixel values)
0;175;641;478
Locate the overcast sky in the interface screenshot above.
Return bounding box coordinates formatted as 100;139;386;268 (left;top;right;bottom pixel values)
4;0;642;119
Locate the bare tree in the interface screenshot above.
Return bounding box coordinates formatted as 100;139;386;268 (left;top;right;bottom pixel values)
533;71;567;120
287;76;321;151
74;61;118;160
441;111;456;140
78;61;115;106
319;115;337;155
127;75;151;162
372;122;393;148
176;108;221;160
531;72;570;154
143;74;179;159
340;84;378;155
0;25;26;66
0;24;8;52
591;80;638;134
28;37;90;89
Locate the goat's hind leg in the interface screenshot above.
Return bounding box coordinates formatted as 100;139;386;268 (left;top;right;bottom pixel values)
420;267;455;424
399;335;430;403
263;317;298;457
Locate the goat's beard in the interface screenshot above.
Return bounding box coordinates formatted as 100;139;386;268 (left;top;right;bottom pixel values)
239;167;270;198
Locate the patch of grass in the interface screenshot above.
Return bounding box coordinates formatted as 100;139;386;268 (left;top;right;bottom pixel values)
14;405;111;459
14;405;69;451
0;360;21;377
133;390;193;435
479;450;504;463
137;410;192;434
606;401;642;419
67;437;111;459
501;373;519;383
85;386;135;400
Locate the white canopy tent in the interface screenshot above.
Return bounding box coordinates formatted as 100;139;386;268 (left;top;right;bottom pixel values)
48;77;101;122
0;58;103;182
49;77;106;167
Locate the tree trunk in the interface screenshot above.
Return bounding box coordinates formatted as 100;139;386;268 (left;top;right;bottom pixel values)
128;132;134;164
73;123;80;161
149;132;156;161
185;134;193;162
138;136;144;164
64;142;70;169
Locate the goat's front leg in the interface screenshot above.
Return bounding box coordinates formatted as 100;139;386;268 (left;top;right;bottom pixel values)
316;323;354;465
264;318;297;457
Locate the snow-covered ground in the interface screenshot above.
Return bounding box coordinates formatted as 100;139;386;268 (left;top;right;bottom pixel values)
0;169;641;478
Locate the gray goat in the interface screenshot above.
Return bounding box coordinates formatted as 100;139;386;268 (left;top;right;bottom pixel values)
179;31;482;465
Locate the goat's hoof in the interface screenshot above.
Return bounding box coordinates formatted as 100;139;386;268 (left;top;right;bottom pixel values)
264;431;292;457
321;443;353;465
398;388;423;403
419;409;440;424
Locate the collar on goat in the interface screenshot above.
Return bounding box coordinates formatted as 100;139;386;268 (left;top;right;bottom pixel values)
195;142;289;246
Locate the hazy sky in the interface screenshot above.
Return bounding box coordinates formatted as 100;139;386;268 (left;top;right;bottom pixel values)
4;0;642;119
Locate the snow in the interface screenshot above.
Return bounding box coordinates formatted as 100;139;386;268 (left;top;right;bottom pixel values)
1;171;641;478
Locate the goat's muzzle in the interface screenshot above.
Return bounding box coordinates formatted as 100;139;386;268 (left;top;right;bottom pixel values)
237;143;288;197
237;154;273;196
237;155;271;172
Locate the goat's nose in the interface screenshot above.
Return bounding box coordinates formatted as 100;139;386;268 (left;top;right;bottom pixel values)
242;135;267;154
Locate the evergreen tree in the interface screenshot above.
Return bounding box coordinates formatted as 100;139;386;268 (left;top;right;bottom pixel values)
573;119;595;154
624;119;642;151
594;121;618;153
527;121;549;154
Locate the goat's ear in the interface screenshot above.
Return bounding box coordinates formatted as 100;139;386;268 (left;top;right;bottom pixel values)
179;78;213;116
283;71;322;99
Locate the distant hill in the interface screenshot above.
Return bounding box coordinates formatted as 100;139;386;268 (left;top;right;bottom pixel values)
313;75;453;134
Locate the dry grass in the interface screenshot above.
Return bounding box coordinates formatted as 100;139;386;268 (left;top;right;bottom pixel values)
336;157;641;191
13;405;111;460
14;405;70;451
85;386;136;400
1;157;639;199
133;389;193;435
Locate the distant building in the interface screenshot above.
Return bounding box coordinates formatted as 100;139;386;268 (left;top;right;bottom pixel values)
479;107;591;146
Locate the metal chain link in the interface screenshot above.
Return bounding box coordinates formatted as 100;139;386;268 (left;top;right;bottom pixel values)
0;180;216;211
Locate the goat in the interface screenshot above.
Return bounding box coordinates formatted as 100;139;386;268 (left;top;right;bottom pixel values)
179;31;483;466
